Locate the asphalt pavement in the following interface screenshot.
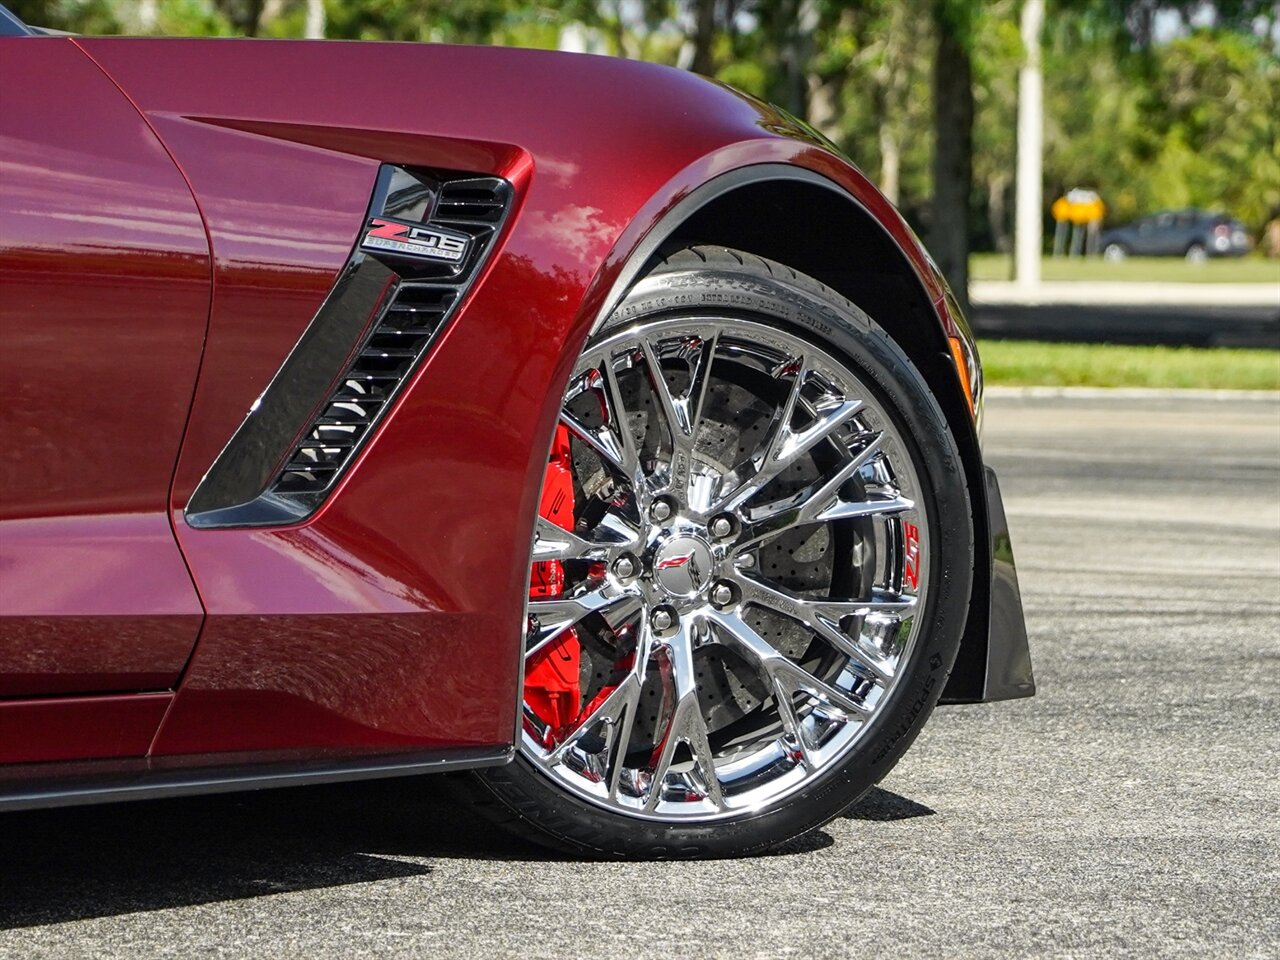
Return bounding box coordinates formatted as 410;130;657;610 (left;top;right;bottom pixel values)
2;390;1278;959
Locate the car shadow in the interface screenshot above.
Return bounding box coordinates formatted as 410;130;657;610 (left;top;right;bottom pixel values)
0;779;925;929
844;787;935;821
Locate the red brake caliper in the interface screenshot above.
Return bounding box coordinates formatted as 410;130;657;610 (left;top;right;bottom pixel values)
525;426;582;734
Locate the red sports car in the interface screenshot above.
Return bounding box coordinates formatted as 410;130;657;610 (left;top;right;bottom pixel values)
0;8;1033;859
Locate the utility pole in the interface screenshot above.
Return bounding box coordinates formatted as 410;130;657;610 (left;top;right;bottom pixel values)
303;0;325;39
1014;0;1044;289
304;0;325;39
138;0;158;31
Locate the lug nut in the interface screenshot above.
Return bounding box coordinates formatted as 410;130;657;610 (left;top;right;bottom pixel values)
650;500;673;523
613;556;636;579
709;515;734;539
710;582;735;608
651;608;675;632
735;553;756;570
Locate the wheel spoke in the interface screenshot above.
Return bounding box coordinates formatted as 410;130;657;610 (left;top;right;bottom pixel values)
644;620;724;810
706;607;869;718
713;357;864;514
542;610;663;803
732;576;910;683
559;354;642;487
773;395;864;472
734;490;915;554
526;584;641;660
813;493;915;523
548;673;641;766
605;680;641;801
532;517;637;563
796;433;886;522
724;432;886;534
601;356;643;484
640;334;717;503
770;673;814;769
606;611;663;799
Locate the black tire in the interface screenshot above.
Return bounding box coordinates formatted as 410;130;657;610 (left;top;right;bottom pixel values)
461;246;974;859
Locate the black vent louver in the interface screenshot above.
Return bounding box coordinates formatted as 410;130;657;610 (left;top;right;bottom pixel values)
273;284;458;496
186;167;512;528
435;180;508;224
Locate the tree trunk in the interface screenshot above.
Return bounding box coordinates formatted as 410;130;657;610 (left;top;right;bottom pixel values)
243;0;267;36
771;0;818;118
808;75;841;142
690;0;717;76
805;5;849;141
928;14;974;317
873;1;909;207
610;0;630;59
879;125;901;206
988;173;1011;254
988;173;1010;253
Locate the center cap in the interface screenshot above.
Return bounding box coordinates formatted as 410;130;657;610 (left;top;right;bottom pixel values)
652;536;714;598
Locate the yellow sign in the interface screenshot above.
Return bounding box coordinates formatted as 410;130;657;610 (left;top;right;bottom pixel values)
1052;190;1105;225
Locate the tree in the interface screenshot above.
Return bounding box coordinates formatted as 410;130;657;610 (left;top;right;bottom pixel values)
7;0;119;32
327;0;511;43
7;0;1275;255
1044;6;1279;231
689;0;717;73
929;0;978;315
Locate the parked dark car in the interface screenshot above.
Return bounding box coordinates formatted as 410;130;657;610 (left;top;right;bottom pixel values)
1100;210;1251;262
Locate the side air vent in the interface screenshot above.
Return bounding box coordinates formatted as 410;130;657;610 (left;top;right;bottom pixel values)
186;165;513;528
435;179;508;224
274;284;457;495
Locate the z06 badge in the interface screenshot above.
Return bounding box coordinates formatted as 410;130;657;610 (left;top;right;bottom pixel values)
361;217;471;263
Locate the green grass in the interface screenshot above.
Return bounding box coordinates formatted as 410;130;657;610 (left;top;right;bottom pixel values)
970;253;1280;284
978;339;1280;390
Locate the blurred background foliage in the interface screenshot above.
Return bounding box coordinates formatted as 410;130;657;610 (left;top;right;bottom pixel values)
11;0;1279;248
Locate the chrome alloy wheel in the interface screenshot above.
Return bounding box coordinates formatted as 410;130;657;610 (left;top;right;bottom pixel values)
522;316;930;822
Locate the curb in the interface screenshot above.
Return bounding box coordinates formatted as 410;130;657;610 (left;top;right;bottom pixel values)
971;280;1280;307
984;385;1280;401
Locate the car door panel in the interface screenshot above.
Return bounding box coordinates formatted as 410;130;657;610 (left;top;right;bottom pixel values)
0;692;171;764
1131;218;1153;254
1151;214;1177;255
0;39;209;701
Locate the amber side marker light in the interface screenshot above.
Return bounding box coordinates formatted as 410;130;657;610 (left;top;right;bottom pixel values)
948;336;976;418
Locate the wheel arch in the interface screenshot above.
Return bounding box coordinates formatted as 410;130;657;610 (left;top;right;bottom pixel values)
599;166;994;701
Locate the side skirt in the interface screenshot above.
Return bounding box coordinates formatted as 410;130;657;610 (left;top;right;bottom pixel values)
0;745;513;812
